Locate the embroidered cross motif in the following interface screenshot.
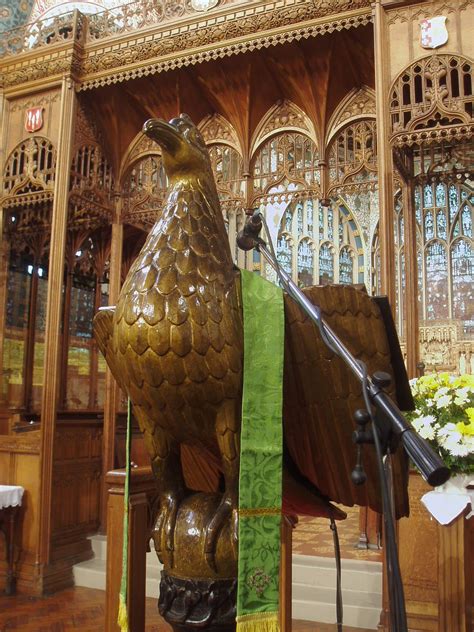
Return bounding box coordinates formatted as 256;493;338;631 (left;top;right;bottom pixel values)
247;569;271;596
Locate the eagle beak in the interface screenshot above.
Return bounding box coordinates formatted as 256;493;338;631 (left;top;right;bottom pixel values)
143;118;181;153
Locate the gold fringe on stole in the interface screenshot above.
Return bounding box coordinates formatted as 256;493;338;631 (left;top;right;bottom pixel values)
117;593;129;632
236;612;280;632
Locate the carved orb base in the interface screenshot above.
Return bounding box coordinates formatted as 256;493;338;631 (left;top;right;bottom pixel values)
156;493;238;631
159;573;237;632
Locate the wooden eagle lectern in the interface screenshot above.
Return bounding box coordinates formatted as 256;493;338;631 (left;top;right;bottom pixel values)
94;114;411;631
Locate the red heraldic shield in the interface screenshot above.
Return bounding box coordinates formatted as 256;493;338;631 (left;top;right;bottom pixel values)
25;107;44;133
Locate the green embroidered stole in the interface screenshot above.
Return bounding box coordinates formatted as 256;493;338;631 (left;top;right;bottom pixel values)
237;269;284;632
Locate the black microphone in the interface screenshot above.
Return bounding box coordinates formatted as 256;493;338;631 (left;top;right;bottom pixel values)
237;211;263;251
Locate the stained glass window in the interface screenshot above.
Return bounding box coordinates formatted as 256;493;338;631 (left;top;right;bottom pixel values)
424;183;433;207
424;210;434;240
339;247;354;284
306;199;314;237
296;202;304;238
277;235;292;275
449;184;458;221
327;208;334;241
425;241;449;320
319;243;334;285
451;239;473;324
436;210;447;239
276;198;360;288
412;179;473;330
435;182;446;207
297;239;314;286
462;205;472;237
414;187;422;225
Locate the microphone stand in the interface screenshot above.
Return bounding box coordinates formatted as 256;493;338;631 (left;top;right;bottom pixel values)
237;212;450;632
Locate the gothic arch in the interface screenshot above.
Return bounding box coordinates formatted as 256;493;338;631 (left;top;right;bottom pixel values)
327;118;378;194
250;100;317;158
198;113;241;155
119;131;161;183
2;136;56;198
390;53;473;142
326;85;376;145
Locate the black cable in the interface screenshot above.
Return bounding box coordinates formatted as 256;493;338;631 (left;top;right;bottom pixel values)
330;516;343;632
361;374;408;632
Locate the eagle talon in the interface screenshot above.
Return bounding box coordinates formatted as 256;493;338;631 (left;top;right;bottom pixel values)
204;493;236;571
152;490;185;568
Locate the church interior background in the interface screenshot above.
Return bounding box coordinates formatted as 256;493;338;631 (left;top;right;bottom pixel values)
0;0;472;630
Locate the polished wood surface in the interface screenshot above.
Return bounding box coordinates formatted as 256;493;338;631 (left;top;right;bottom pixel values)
0;415;102;595
0;504;21;594
380;472;474;632
105;467;157;632
0;586;373;631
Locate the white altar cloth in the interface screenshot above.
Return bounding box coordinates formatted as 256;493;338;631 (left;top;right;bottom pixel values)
0;485;24;510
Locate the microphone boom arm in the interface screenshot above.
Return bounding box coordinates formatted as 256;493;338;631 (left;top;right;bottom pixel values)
256;238;449;487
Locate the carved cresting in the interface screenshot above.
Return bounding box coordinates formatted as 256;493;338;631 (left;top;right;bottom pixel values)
94;114;409;630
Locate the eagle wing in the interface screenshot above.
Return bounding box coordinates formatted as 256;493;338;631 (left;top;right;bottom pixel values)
283;284;410;519
94;306;125;389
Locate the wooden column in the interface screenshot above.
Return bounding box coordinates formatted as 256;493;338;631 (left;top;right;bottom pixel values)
38;76;76;565
373;0;396;310
0;90;8;405
402;168;420;379
0;213;10;405
88;274;102;409
23;266;39;411
437;510;473;631
105;467;157;632
101;216;123;530
59;266;73;410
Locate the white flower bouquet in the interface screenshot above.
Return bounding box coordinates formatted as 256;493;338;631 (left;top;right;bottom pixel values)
407;373;474;475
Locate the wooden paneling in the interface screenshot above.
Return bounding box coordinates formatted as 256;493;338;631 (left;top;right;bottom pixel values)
0;432;41;594
380;473;474;631
105;467;157;632
51;419;103;547
0;415;103;595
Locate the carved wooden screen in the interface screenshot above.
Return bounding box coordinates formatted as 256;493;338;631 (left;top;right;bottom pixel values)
327;119;378;289
3;137;55;195
1;137;56;410
122;154;167;229
208;143;246;264
276;198;361;287
251;131;320;282
414;147;474;371
393;192;406;338
252;132;320;198
390;55;473;135
61;229;111;411
392;142;473;374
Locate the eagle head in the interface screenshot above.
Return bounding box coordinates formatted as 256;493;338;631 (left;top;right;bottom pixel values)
143;113;212;182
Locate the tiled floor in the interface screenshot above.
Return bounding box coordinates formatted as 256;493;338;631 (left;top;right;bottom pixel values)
293;505;382;562
0;507;380;630
0;586;373;631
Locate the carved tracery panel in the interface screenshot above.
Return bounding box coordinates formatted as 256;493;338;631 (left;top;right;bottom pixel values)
275;197;361;287
3;136;56;197
252;132;320;202
391;141;474;373
390;55;473;139
327;119;378;288
208;143;246;264
69;143;115;231
122;154;168;229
